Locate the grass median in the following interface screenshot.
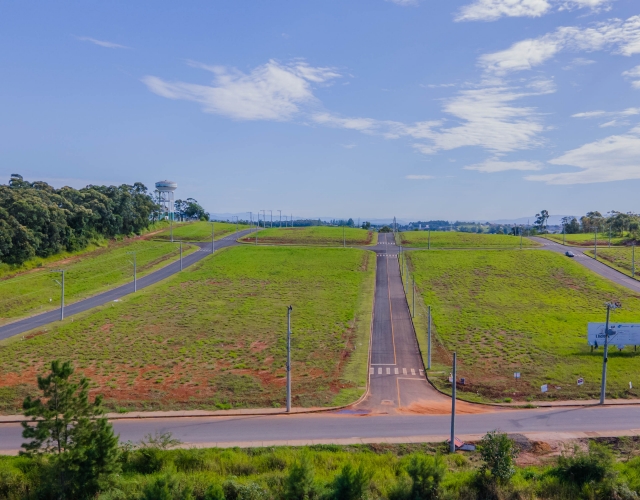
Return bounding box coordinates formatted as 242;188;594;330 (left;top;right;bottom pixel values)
0;240;197;326
399;231;538;248
240;226;376;246
0;246;375;413
542;233;627;246
155;221;249;242
407;249;640;403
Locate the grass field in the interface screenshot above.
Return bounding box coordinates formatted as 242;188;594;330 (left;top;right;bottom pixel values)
584;247;640;281
155;221;248;242
406;250;640;402
0;240;197;326
0;246;375;413
399;231;538;248
543;233;627;246
240;226;376;246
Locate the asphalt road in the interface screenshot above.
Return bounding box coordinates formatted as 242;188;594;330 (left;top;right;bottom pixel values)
357;233;435;413
0;229;254;341
2;405;640;452
530;236;640;293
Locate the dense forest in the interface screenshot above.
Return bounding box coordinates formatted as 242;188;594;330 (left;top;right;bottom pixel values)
0;174;159;265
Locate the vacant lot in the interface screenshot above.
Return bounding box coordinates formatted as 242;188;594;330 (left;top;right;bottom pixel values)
0;240;197;326
585;247;640;280
399;231;537;248
156;221;248;242
408;250;640;402
0;246;375;412
543;233;626;246
240;227;376;246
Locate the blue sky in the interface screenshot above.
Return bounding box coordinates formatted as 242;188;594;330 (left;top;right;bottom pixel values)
1;0;639;221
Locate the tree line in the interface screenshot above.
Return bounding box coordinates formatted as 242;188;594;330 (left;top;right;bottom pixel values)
0;174;159;265
533;210;640;236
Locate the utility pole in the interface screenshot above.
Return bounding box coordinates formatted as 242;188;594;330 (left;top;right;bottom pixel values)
450;352;457;453
595;228;598;260
232;216;239;233
211;223;215;253
412;276;415;318
52;270;65;320
428;227;431;250
343;224;345;247
286;305;293;413
427;306;432;369
520;226;523;250
633;243;636;278
180;241;183;271
170;216;173;242
609;224;612;247
563;222;566;245
600;302;621;404
278;210;282;228
270;210;273;228
127;251;137;292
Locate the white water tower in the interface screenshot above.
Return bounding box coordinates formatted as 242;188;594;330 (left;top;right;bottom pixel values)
155;180;177;220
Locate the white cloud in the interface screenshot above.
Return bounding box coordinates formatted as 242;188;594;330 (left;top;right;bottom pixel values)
76;36;128;49
405;175;433;179
143;60;340;121
572;107;640;127
456;0;612;21
456;0;551;22
562;57;596;69
623;65;640;89
341;144;357;149
526;126;640;184
464;159;543;172
479;15;640;75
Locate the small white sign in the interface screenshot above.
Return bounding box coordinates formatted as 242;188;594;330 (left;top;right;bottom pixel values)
541;384;548;393
514;372;521;379
577;378;584;386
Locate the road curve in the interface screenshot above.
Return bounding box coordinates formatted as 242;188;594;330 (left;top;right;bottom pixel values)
0;230;254;341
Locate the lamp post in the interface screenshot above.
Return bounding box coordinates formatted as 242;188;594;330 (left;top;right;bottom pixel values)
427;305;432;369
52;270;65;320
269;210;273;228
278;210;282;228
450;352;457;453
633;243;636;278
286;305;293;413
600;301;622;404
232;216;239;234
594;228;598;260
126;251;137;292
343;224;345;247
563;222;566;246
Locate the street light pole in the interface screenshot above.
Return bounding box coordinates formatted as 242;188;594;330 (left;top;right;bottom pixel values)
270;210;273;228
563;223;566;246
600;302;621;404
211;223;215;253
52;270;65;320
412;276;415;318
180;241;183;271
278;210;282;228
594;228;598;260
450;352;457;453
428;228;431;250
286;305;293;413
343;224;345;247
520;226;523;250
127;252;137;292
633;243;636;278
427;305;432;369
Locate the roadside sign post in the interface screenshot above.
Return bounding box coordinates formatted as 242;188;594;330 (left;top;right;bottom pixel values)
520;226;522;250
180;241;183;271
427;306;432;370
286;305;293;413
594;228;597;260
450;352;457;453
52;270;65;321
428;228;431;250
126;251;137;292
211;223;215;253
600;302;621;404
514;372;520;384
412;277;415;318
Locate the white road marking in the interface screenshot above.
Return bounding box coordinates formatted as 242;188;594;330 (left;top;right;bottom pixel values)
403;368;407;375
370;367;374;375
394;368;399;374
411;369;416;375
419;369;424;376
386;368;390;374
378;368;382;375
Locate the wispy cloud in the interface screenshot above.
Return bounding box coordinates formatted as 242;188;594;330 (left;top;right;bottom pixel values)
75;36;129;49
572;107;640;127
464;159;543;173
456;0;613;22
526;125;640;184
623;65;640;89
562;57;596;70
479;15;640;75
143;59;340;121
386;0;419;6
405;175;433;179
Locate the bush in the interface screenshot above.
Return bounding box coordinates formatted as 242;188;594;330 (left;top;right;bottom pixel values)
140;474;194;500
478;431;519;484
205;483;225;500
552;441;614;488
284;457;317;500
223;480;269;500
406;454;445;500
327;463;372;500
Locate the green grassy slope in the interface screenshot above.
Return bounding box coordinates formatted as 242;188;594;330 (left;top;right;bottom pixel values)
0;240;197;326
399;232;538;248
408;250;640;402
240;227;376;246
155;221;248;242
584;247;640;281
543;233;627;246
0;246;375;412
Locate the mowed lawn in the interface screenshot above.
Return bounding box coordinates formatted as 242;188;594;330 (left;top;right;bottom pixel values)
399;231;538;248
408;250;640;402
585;247;640;280
0;246;375;413
543;233;627;246
0;240;197;326
156;221;248;242
240;227;376;246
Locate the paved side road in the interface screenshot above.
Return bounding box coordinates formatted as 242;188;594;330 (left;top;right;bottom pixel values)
530;237;640;293
0;230;254;341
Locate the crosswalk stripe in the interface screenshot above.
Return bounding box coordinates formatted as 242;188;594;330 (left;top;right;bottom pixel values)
411;369;416;375
370;367;374;375
403;368;407;375
394;368;399;374
378;367;382;375
419;369;424;376
386;368;390;374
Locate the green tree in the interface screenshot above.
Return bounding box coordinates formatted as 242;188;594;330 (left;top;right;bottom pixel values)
284;457;316;500
406;454;445;500
478;431;519;484
21;360;120;499
534;210;549;233
327;463;372;500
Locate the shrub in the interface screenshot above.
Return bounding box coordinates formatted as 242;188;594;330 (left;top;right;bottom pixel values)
552;441;614;488
478;431;519;484
205;483;225;500
140;474;194;500
406;454;445;500
327;463;372;500
284;457;317;500
223;480;269;500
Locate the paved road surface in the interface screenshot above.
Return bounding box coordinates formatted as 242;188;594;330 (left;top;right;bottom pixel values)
357;233;439;413
530;236;640;293
3;405;640;452
0;230;254;341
